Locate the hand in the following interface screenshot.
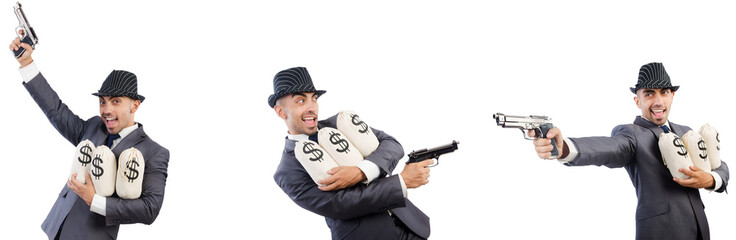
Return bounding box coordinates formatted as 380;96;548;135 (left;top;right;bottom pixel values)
67;173;96;206
673;166;715;189
317;166;366;191
401;159;432;189
529;127;567;159
9;30;33;67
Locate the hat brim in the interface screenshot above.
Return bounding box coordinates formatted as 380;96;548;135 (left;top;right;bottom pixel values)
268;90;326;108
92;92;146;102
630;86;679;94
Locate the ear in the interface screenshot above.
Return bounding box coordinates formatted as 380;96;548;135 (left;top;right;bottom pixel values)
633;96;642;109
130;99;141;114
274;105;287;120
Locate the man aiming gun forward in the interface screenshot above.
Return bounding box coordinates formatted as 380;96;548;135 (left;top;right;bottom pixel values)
530;62;728;240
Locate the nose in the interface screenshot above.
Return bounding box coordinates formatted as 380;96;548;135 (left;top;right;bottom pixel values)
100;104;112;115
305;97;318;112
653;93;664;105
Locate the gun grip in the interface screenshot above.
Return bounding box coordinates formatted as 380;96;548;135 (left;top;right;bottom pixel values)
13;35;34;58
539;123;559;158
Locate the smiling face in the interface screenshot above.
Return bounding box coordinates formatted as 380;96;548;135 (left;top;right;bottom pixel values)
99;96;140;134
634;88;674;126
274;92;320;135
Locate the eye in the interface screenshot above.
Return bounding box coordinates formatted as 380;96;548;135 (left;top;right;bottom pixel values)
297;99;304;103
113;99;121;104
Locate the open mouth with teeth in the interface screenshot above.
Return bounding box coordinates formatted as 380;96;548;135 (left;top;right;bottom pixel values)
303;116;317;128
651;109;666;119
105;117;118;129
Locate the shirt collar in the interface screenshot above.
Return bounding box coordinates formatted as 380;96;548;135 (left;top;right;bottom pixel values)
118;123;139;140
287;133;310;141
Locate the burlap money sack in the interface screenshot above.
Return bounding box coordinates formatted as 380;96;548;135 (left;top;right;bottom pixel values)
295;140;340;185
318;127;363;166
337;111;379;157
70;140;95;184
658;132;693;179
681;130;711;172
89;146;117;197
699;124;721;170
116;147;145;199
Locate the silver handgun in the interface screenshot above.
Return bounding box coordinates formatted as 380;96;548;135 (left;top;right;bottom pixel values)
13;2;38;58
493;113;559;159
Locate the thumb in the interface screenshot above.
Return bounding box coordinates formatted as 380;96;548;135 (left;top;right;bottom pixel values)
85;172;93;184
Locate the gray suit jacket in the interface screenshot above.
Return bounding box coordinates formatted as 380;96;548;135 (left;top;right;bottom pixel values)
274;115;430;239
566;116;729;240
24;73;170;240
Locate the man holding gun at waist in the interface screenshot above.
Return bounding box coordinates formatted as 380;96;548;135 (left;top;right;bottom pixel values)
270;67;432;239
529;62;728;240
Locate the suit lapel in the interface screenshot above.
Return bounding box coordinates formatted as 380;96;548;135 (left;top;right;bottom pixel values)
113;123;147;156
634;116;665;139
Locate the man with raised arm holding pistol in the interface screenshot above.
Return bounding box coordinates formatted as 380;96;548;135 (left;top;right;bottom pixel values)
10;33;169;240
270;67;432;240
531;62;729;240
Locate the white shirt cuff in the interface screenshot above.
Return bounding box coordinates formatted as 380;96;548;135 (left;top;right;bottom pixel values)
356;160;380;184
398;174;408;198
19;61;40;83
707;171;723;192
90;194;107;216
557;138;578;164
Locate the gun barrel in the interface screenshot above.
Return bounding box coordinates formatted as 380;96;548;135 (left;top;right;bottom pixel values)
493;113;551;128
407;140;459;164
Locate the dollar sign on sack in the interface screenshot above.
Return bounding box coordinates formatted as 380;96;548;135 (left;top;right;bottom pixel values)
124;158;140;183
350;114;369;134
78;144;93;166
302;142;324;162
91;154;104;180
716;133;720;150
329;131;350;153
673;137;688;156
697;139;708;159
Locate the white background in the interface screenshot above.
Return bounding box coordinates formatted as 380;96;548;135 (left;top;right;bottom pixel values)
1;0;734;239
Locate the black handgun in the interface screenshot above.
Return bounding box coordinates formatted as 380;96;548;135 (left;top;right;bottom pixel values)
406;140;459;167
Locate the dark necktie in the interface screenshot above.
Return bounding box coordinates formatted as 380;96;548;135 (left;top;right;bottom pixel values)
308;133;318;143
660;125;670;133
106;134;121;148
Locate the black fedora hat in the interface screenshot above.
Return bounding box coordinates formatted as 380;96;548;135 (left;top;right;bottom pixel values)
268;67;326;108
630;62;680;93
92;70;145;102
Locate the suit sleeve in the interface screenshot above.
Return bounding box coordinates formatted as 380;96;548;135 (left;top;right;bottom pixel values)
712;161;729;193
106;147;169;225
363;127;403;176
23;72;91;146
566;125;637;168
275;151;406;220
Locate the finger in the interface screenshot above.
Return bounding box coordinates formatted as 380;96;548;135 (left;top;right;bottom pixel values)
689;165;702;172
546;128;560;139
420;159;434;167
317;175;337;186
535;144;553;154
318;182;338;191
327;167;341;175
533;138;551;147
527;130;536;138
673;177;695;186
679;167;695;177
19;42;31;50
